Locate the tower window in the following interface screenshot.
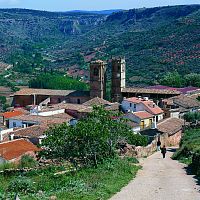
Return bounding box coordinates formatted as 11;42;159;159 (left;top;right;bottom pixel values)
94;68;99;76
77;99;81;104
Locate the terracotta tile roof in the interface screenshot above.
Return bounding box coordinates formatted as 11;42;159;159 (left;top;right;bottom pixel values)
40;103;92;113
0;139;40;161
105;103;120;111
10;114;72;125
83;97;111;106
122;87;181;95
147;85;200;94
63;103;93;113
1;110;24;118
172;95;200;109
142;101;164;115
124;97;142;104
51;113;74;119
126;97;164;115
12;125;47;138
133;111;153;119
157;118;184;136
14;88;76;96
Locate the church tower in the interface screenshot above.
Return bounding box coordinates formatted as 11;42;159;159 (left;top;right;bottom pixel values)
111;57;126;102
90;60;106;99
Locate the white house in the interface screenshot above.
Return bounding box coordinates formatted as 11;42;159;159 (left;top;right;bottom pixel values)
122;97;164;122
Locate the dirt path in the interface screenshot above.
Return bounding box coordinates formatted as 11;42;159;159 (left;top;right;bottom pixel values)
111;148;200;200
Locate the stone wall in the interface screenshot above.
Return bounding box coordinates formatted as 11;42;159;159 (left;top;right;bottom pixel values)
122;129;183;158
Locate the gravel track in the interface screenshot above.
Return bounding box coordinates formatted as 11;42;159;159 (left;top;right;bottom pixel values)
111;148;200;200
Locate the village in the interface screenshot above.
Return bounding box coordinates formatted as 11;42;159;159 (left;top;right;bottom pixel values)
0;58;200;163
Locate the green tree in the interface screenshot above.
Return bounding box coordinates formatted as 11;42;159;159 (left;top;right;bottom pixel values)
42;107;147;167
185;73;200;87
29;73;88;91
183;112;200;126
160;71;184;88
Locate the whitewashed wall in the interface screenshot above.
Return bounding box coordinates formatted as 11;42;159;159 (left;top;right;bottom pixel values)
121;100;144;113
31;109;65;117
0;128;14;141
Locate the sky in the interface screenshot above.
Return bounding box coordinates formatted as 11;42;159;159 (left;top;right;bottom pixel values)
0;0;199;11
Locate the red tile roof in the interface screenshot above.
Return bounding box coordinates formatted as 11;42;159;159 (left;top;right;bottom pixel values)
0;139;40;161
122;87;181;95
1;111;24;119
142;101;164;115
126;97;164;115
125;97;143;104
157;118;184;136
133;111;153;119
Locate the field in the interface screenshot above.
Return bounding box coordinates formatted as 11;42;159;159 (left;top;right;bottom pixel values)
0;158;140;200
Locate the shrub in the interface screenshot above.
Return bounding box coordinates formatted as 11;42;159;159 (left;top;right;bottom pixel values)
124;157;139;164
126;133;148;147
8;176;35;193
20;155;37;169
0;162;18;171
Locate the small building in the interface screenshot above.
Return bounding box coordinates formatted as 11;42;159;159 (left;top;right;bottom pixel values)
157;118;184;146
12;88;90;107
0;110;24;127
0;139;40;164
123;111;155;130
122;97;164;122
10;125;47;145
7;113;73;129
161;95;200;118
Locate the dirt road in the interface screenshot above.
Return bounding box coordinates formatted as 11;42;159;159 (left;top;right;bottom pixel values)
111;148;200;200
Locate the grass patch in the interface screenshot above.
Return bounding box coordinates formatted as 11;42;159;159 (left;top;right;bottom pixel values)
0;157;140;200
173;128;200;177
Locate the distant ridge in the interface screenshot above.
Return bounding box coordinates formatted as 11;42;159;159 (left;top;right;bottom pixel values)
66;9;123;15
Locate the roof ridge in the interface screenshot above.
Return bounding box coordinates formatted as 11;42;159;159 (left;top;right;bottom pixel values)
0;138;26;145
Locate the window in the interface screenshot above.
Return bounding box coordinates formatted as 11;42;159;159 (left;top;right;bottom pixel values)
77;99;81;104
93;68;99;76
13;122;16;128
156;116;159;122
134;104;136;109
141;121;145;129
130;103;132;107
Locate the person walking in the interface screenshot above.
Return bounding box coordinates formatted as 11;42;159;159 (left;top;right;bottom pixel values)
157;140;161;151
161;145;167;158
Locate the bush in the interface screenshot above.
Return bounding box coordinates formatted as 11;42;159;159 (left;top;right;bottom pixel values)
8;176;35;193
0;162;18;171
124;157;139;164
173;128;200;177
126;133;148;147
20;155;37;169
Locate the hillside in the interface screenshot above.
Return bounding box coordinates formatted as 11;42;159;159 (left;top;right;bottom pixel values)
0;5;199;86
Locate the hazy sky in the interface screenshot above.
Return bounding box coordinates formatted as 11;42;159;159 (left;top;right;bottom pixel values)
0;0;199;11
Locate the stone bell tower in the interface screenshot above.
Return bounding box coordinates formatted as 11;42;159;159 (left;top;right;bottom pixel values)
111;57;126;102
90;60;107;99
